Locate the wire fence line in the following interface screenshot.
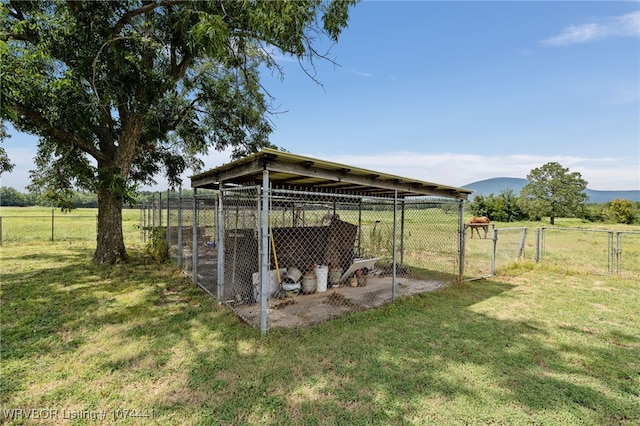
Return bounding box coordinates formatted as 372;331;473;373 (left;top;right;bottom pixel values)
463;226;640;280
2;202;637;283
0;210;99;244
2;203;638;282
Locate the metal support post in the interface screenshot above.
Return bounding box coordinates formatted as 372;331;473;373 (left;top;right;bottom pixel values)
166;189;171;250
192;188;198;284
217;185;225;301
260;171;270;334
491;228;498;276
177;186;183;266
392;190;398;301
458;200;465;282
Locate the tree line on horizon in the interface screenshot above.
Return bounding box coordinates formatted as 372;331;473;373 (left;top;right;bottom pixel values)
2;161;639;225
467;190;638;225
0;186;207;209
467;162;639;225
2;191;639;227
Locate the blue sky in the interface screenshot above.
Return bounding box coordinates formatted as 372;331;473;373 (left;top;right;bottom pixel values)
2;1;639;192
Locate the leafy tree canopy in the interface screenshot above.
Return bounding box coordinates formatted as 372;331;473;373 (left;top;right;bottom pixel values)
518;162;588;225
608;198;638;225
1;0;357;264
468;189;526;223
0;122;14;175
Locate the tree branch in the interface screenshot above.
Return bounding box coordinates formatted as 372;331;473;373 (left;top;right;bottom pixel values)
5;3;38;44
13;102;104;161
113;0;186;35
7;1;25;20
66;0;83;15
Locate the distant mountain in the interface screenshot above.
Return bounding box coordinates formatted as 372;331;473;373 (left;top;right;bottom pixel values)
462;178;528;198
462;177;640;203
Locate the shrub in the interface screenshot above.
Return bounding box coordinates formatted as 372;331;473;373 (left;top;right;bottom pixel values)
145;227;169;263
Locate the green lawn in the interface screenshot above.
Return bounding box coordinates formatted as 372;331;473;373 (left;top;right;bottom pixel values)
1;230;638;424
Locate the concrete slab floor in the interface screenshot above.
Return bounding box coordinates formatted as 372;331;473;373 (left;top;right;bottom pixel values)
229;275;450;329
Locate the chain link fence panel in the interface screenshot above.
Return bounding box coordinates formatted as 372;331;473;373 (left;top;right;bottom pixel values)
539;227;614;275
463;224;495;280
494;227;528;273
615;231;640;279
216;187;463;331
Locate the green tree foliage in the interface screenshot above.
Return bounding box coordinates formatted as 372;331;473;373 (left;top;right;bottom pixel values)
584;203;607;223
608;198;638;224
518;162;588;225
0;186;28;206
1;0;357;264
0;122;14;175
467;189;526;222
0;186;98;207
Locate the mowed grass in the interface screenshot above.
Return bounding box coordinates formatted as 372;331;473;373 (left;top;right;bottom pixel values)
1;216;639;424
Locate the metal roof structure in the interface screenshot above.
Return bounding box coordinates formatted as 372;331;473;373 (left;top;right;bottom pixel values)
191;148;473;200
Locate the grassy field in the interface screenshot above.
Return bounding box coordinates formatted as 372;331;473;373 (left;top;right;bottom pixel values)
1;213;639;424
462;218;640;280
0;207;141;243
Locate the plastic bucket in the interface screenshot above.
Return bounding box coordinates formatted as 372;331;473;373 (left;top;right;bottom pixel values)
301;272;317;294
329;268;342;286
283;267;302;283
314;265;328;292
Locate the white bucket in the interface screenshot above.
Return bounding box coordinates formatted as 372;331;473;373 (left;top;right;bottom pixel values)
314;265;328;292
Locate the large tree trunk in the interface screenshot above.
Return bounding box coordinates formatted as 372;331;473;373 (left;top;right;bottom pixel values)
550;216;555;225
92;113;141;264
93;185;127;264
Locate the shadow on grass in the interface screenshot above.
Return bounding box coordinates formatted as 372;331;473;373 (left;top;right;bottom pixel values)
178;281;639;424
2;246;638;424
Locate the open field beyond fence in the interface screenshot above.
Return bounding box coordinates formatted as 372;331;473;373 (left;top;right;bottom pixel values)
1;213;639;424
0;207;141;243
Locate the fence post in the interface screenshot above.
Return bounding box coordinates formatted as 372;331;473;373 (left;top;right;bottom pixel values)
166;189;171;251
159;191;163;227
177;187;183;267
192;188;198;284
217;189;225;301
152;194;156;229
51;208;54;242
458;200;465;282
139;202;143;242
399;200;405;269
392;190;398;301
142;201;147;243
491;227;497;276
260;172;270;334
518;228;528;259
608;231;614;275
357;201;362;257
616;231;622;275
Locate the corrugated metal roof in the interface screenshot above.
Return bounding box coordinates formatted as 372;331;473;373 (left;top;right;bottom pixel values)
190;148;472;199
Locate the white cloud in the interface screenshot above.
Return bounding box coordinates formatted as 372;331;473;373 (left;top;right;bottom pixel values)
3;146;638;192
346;68;374;77
307;151;640;191
542;11;640;46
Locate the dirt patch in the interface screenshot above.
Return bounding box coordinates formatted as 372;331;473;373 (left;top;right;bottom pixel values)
323;292;360;308
272;299;296;310
224;275;452;329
